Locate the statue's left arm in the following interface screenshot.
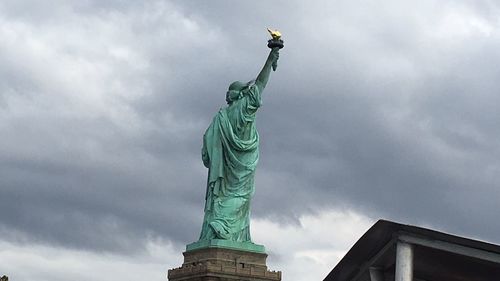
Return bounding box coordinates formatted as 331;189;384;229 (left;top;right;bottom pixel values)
255;48;279;91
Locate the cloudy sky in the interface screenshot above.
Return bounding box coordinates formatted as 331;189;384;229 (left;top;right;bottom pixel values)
1;0;500;280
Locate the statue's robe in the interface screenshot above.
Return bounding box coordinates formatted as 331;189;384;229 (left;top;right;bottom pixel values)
199;83;262;241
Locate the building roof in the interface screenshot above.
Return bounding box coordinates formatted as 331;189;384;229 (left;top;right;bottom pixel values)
324;220;500;281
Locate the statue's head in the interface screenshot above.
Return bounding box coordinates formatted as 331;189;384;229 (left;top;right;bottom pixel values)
226;80;254;104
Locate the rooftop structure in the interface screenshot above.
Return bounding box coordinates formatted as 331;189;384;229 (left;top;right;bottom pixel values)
324;220;500;281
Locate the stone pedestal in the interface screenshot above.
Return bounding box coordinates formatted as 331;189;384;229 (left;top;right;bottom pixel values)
168;247;281;281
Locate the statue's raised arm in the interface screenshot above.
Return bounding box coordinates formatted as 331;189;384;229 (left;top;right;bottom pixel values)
255;29;284;90
255;48;280;90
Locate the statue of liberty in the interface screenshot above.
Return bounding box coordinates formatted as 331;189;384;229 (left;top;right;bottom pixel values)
196;30;283;247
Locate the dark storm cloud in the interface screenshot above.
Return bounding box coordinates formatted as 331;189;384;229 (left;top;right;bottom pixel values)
1;0;500;256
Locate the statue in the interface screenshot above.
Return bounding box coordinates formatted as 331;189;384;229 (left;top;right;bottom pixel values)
197;30;284;245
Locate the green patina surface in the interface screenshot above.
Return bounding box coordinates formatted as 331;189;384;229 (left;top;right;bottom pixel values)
192;38;283;253
186;239;266;253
